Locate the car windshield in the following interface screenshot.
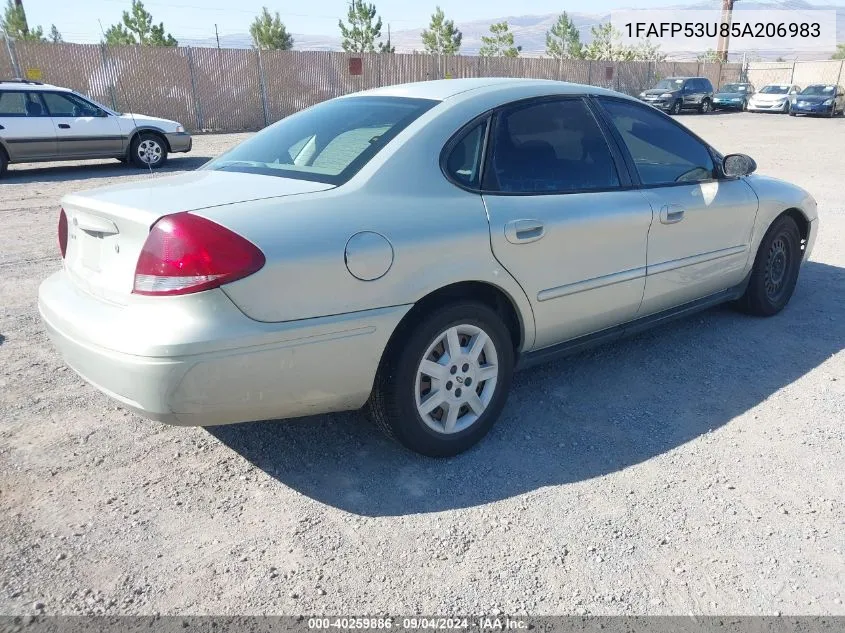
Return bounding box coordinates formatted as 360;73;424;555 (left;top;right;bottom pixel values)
654;79;684;90
204;96;438;185
720;84;748;93
800;85;834;95
760;85;789;94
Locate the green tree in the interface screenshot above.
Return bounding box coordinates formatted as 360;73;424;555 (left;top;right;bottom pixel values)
104;0;177;47
250;7;293;50
832;43;845;60
338;1;391;53
421;6;462;55
479;22;520;57
697;48;722;63
630;39;665;62
545;12;582;59
1;0;45;41
48;24;62;43
584;23;632;61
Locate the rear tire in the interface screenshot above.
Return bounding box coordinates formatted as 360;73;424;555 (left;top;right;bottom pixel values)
735;215;802;317
0;147;7;177
367;301;515;457
129;132;168;169
671;100;682;115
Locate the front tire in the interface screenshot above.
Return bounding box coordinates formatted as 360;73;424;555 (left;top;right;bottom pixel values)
129;132;168;169
699;98;712;114
367;301;515;457
0;148;7;177
736;215;802;317
671;100;682;115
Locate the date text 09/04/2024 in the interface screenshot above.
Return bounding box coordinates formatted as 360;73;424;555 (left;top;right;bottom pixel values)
625;22;821;39
307;617;531;630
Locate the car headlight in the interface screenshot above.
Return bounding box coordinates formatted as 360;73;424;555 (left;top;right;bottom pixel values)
660;93;673;98
639;92;646;98
176;124;185;133
822;99;833;106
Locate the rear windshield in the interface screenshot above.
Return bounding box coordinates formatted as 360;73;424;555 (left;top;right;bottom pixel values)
203;96;438;185
800;85;834;95
760;85;789;94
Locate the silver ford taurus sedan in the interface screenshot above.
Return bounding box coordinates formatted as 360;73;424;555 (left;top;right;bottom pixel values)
39;78;819;457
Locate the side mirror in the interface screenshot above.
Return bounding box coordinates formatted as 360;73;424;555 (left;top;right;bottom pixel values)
723;153;757;177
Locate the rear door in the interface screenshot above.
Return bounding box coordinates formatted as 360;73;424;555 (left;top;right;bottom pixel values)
0;90;57;161
596;97;759;316
40;91;123;158
479;96;653;350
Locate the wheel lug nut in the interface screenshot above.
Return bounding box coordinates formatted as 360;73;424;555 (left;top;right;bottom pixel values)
462;363;469;372
455;388;462;398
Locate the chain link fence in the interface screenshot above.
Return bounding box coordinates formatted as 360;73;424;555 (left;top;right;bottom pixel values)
0;40;752;133
746;60;845;88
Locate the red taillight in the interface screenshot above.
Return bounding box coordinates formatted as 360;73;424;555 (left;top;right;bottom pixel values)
132;212;265;296
58;208;68;259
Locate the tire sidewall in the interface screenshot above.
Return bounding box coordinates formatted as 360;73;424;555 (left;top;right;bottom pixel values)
386;302;515;457
747;216;802;315
0;148;7;175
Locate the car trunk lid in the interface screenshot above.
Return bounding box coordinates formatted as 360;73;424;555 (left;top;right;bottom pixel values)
61;170;333;305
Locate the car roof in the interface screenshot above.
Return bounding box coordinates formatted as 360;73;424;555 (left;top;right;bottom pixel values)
350;77;625;101
0;80;71;91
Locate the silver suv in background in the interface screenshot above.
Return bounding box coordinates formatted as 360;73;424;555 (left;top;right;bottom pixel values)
0;79;192;176
639;77;715;115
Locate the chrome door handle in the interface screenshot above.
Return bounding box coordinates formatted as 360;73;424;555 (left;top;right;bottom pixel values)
504;219;545;244
660;204;685;224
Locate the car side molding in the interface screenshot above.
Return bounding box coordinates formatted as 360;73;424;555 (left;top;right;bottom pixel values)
517;272;752;371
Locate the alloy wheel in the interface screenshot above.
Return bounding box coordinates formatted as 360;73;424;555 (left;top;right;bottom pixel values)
137;139;163;165
414;324;499;434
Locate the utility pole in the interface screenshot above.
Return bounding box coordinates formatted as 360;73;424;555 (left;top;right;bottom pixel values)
214;24;220;49
716;0;737;62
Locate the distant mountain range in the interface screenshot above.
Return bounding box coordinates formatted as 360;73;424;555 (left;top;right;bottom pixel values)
182;0;845;61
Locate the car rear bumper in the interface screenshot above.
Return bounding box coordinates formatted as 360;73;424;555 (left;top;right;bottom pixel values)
38;270;410;426
165;132;192;153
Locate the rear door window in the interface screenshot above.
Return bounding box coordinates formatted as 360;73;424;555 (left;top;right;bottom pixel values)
484;98;620;194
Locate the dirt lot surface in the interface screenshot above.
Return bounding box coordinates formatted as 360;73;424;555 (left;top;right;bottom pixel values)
1;112;843;617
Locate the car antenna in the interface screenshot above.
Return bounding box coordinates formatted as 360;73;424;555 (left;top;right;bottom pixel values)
97;19;154;178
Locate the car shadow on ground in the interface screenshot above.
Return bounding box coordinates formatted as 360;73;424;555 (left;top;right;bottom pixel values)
0;333;5;347
209;261;845;517
4;156;212;183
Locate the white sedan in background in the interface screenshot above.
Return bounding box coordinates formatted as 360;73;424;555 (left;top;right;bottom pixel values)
746;83;801;113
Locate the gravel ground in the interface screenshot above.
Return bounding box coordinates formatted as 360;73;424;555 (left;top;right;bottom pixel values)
1;113;843;617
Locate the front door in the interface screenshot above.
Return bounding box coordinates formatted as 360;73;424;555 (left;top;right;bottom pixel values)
479;97;653;350
0;91;57;160
597;97;760;316
40;91;123;158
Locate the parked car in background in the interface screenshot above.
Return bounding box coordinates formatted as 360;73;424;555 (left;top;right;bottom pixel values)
0;79;192;176
39;78;818;457
712;82;755;111
789;84;845;117
747;84;800;113
639;77;715;114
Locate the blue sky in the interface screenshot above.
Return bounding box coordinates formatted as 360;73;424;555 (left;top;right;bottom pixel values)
21;0;845;43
